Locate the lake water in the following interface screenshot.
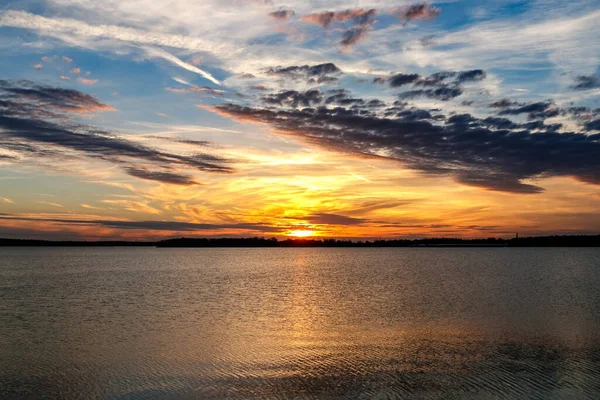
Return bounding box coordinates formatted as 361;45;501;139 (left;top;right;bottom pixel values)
1;247;599;399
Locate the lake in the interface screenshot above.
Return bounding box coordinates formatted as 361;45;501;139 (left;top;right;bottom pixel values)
1;247;599;399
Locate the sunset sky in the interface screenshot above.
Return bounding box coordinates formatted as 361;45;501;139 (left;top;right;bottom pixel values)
0;0;599;240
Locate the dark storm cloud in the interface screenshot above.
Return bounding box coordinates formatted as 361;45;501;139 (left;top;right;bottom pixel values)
266;63;342;84
571;74;600;90
304;213;368;225
0;80;233;184
212;101;600;194
268;9;295;20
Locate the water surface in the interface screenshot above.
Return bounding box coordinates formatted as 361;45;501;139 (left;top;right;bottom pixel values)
1;247;599;399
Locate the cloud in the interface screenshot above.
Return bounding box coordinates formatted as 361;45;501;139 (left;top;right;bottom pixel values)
123;167;198;185
0;80;233;185
0;197;14;204
59;76;71;81
388;73;421;87
497;101;559;120
456;69;487;83
146;135;213;147
0;79;114;113
489;98;520;108
33;64;43;70
38;201;64;208
70;68;81;74
302;9;377;28
340;25;371;49
379;70;487;92
142;47;221;85
262;89;323;108
397;2;441;22
266;63;342;84
165;85;224;96
397;86;463;101
0;11;222;84
324;89;366;106
62;55;72;63
250;84;269;91
269;10;295;20
80;204;103;210
210;92;600;194
77;77;98;85
571;74;600;90
304;213;367;225
0;215;280;233
585;119;600;131
300;9;377;49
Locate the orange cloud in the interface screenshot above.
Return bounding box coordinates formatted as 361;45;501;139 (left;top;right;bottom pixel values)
77;77;98;85
70;67;81;74
301;9;376;27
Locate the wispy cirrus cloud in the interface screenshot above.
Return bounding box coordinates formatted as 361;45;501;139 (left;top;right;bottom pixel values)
0;11;223;85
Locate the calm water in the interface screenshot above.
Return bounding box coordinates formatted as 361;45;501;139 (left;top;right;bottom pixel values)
1;247;599;399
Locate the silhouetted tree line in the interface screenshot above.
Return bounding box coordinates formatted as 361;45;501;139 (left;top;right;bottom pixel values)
2;235;598;247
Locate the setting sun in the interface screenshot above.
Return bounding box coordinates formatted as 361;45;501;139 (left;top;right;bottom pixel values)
288;229;315;238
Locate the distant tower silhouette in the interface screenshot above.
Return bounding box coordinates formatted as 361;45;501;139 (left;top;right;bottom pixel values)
516;232;519;239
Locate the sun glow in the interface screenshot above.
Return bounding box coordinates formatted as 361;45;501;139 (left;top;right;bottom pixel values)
288;229;315;238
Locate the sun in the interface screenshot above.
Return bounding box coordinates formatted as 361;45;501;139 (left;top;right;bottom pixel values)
288;229;315;238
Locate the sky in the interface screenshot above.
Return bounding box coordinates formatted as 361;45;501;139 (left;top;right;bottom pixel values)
0;0;599;240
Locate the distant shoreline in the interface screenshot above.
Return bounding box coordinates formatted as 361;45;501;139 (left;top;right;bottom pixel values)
1;235;599;247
